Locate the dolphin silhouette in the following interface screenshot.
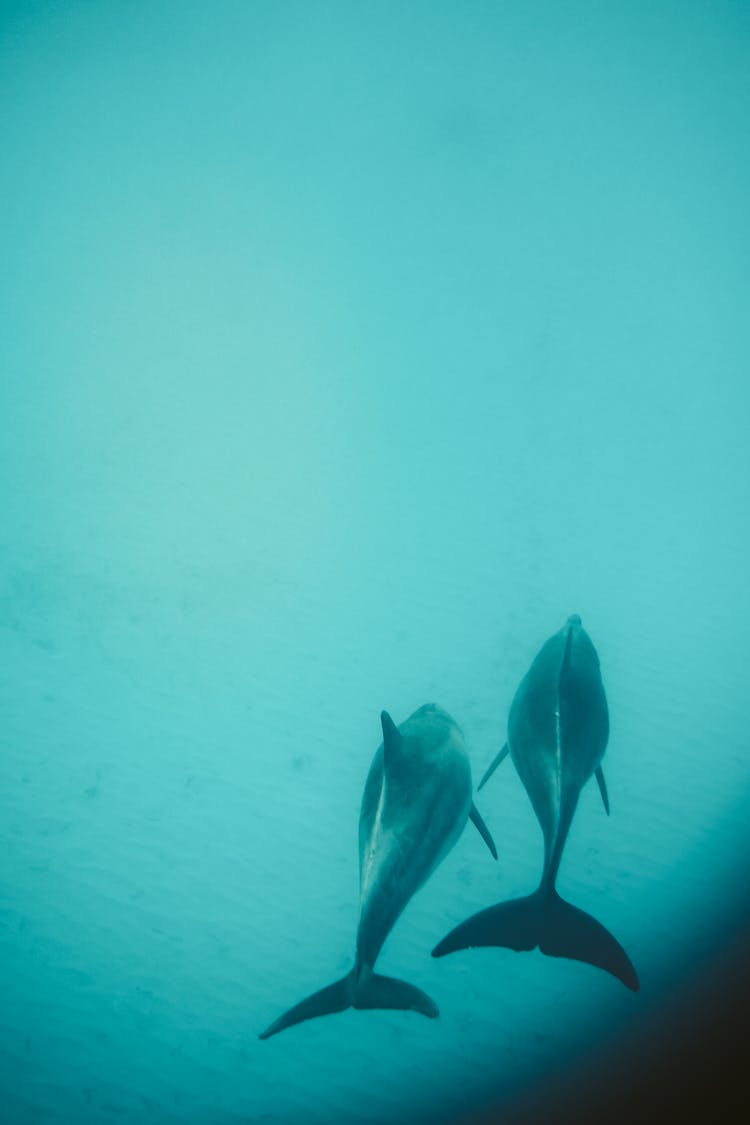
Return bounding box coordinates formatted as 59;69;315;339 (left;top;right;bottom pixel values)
259;703;498;1039
432;617;639;991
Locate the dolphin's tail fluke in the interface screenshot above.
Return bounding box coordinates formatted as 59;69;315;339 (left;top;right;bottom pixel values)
258;973;353;1039
259;967;438;1040
539;891;639;990
431;893;541;958
354;971;439;1017
431;889;639;992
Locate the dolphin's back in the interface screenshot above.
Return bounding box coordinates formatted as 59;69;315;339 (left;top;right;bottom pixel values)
356;704;471;968
509;619;609;854
558;621;609;781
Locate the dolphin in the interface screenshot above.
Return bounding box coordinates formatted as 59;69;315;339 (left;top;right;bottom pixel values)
259;703;498;1039
432;616;639;991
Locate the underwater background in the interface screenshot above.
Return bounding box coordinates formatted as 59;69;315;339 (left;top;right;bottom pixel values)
2;1;749;1122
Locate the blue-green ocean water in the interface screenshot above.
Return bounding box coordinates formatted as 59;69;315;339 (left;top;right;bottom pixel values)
2;2;749;1122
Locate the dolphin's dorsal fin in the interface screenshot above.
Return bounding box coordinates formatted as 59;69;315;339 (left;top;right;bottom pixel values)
477;743;509;791
380;710;404;775
594;765;610;815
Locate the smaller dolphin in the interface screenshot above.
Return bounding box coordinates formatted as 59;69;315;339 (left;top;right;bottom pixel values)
259;704;497;1039
432;617;639;991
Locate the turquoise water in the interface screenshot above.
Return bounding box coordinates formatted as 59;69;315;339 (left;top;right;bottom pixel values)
2;2;749;1122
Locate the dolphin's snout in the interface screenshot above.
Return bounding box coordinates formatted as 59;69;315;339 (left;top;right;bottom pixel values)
566;614;582;627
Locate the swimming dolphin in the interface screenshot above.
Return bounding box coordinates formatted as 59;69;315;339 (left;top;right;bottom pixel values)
259;703;498;1039
432;616;639;991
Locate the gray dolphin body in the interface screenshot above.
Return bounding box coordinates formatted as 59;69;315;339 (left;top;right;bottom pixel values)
259;703;497;1039
432;616;639;991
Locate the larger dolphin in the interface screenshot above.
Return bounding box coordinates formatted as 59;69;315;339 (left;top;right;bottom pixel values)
432;616;639;991
259;703;497;1039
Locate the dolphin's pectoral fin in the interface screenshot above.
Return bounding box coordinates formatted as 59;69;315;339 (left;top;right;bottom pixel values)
259;972;354;1039
469;802;498;859
432;895;541;958
354;972;439;1019
477;743;509;791
594;766;610;815
540;891;639;991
